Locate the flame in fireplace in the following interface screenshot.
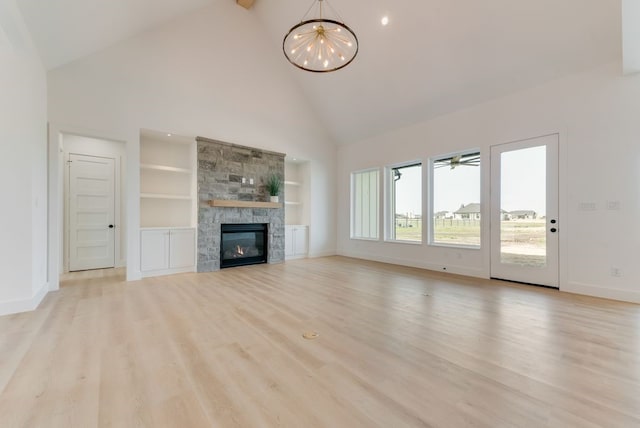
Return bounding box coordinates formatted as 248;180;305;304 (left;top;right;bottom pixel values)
235;245;245;256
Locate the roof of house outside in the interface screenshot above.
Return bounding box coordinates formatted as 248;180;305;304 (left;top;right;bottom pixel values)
454;203;481;214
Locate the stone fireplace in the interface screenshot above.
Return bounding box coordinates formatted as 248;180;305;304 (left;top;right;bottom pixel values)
196;137;285;272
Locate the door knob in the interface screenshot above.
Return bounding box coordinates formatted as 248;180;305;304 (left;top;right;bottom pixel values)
550;227;557;233
109;225;114;228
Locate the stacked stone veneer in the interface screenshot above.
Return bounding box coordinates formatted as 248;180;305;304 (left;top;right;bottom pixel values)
196;137;285;272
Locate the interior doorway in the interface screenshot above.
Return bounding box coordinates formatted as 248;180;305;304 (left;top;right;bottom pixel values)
62;133;126;273
490;134;559;288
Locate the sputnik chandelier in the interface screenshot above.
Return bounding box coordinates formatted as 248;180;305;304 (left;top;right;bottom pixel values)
283;0;358;73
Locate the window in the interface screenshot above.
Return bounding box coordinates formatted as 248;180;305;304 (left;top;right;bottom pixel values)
387;162;422;242
430;151;481;247
351;169;379;240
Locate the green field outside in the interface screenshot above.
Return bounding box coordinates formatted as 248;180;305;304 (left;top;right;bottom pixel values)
394;218;422;241
395;219;546;263
431;219;481;246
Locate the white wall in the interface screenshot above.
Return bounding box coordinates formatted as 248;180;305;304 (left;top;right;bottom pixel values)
0;0;48;315
622;0;640;75
47;2;338;280
62;134;126;271
337;62;640;303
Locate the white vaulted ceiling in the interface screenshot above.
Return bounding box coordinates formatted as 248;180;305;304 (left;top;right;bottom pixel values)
18;0;621;144
254;0;621;143
17;0;214;69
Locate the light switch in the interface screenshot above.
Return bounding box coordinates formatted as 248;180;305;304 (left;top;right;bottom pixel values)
606;200;620;210
578;202;597;211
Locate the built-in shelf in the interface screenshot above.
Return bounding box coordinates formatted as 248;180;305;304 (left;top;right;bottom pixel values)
141;193;192;200
285;160;308;226
140;163;192;174
140;130;197;276
140;131;196;229
208;200;282;209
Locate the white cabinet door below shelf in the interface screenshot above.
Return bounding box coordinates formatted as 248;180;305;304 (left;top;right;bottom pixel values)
169;229;196;268
285;226;294;257
285;225;308;258
141;230;170;271
294;226;308;256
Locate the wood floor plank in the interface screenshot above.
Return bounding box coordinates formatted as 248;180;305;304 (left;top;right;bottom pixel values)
1;257;639;427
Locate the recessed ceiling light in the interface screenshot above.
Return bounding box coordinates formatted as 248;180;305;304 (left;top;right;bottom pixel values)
167;133;172;137
381;16;389;26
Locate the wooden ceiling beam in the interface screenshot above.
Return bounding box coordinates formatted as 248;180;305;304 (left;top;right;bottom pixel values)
236;0;255;10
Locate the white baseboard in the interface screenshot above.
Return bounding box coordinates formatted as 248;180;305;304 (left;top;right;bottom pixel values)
562;281;640;304
127;269;142;281
285;254;307;260
140;266;195;279
308;249;337;258
0;282;49;317
337;250;487;279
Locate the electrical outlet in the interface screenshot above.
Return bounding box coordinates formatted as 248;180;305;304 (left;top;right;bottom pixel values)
610;267;622;277
242;177;246;184
250;178;254;185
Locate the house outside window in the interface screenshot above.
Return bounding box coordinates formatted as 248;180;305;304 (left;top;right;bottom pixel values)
430;151;481;247
453;203;481;220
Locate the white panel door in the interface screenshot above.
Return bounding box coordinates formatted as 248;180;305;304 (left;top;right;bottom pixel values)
69;154;115;271
169;229;195;269
490;134;559;287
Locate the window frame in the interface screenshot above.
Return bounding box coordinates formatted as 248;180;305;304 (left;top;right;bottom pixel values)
428;149;482;249
350;168;380;241
384;160;423;244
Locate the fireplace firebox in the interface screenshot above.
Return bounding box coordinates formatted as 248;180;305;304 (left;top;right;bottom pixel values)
220;223;268;268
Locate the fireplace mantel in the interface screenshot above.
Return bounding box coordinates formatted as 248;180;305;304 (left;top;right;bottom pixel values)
207;199;282;209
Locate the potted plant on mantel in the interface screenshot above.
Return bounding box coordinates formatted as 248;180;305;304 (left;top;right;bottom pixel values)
266;174;281;203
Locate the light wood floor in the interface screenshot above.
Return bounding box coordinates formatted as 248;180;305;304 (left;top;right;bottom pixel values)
1;257;639;427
